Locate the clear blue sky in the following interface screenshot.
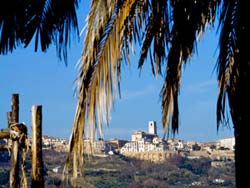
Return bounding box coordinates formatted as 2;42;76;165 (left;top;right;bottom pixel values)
0;2;233;142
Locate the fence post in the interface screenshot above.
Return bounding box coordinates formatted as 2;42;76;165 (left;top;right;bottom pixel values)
7;112;12;128
9;94;20;188
31;105;44;188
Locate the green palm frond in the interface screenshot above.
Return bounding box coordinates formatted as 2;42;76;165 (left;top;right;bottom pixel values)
0;0;21;54
216;0;238;129
161;43;181;137
0;0;79;63
161;0;219;137
39;0;79;62
138;0;170;77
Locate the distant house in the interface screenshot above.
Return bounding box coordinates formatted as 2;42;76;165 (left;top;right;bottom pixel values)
84;139;107;154
131;121;158;142
166;139;185;151
186;141;201;151
108;138;127;151
41;135;68;151
83;138;128;154
217;137;235;150
131;130;146;142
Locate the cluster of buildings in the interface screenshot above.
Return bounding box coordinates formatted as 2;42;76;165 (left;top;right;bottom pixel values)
38;120;235;162
120;121;235;154
81;120;235;162
120;121;166;153
40;135;68;152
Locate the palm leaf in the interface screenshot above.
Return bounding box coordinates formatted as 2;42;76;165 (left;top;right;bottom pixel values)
0;0;22;54
66;0;152;176
67;0;220;175
138;0;170;77
0;0;79;63
161;0;219;137
216;0;238;129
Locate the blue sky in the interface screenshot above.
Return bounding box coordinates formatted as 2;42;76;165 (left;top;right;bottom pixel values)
0;2;234;142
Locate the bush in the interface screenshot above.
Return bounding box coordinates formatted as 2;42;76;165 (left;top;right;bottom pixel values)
179;157;211;175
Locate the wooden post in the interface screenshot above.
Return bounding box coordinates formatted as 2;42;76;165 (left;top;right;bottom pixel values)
7;112;12;128
31;105;44;188
10;94;20;188
11;94;19;123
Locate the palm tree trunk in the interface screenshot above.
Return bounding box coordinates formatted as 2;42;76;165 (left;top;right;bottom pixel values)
231;112;250;188
229;3;250;187
228;50;250;188
228;34;250;188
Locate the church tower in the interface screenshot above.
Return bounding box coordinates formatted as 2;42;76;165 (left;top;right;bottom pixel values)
148;121;157;135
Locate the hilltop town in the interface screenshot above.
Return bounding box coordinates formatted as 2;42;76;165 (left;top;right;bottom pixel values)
32;120;235;163
0;120;235;188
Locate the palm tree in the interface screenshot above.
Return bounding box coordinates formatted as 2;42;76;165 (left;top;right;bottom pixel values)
68;0;249;188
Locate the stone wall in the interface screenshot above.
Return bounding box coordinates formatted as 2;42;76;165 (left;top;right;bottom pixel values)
121;151;182;162
121;149;234;163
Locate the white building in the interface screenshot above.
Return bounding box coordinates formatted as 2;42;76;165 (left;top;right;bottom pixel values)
148;121;157;135
217;137;235;150
120;139;166;153
131;130;146;142
120;120;169;153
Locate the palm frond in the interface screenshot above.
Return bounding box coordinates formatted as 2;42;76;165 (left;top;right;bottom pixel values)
138;0;170;77
0;0;21;54
66;0;148;176
161;44;181;137
0;0;79;63
67;0;221;175
216;0;238;129
161;0;219;137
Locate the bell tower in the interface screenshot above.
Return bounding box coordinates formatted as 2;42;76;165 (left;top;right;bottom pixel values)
148;121;157;135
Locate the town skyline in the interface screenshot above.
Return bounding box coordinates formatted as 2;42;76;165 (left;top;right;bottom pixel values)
39;120;234;145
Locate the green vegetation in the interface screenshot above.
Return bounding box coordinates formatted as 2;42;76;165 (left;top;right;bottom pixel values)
0;149;235;188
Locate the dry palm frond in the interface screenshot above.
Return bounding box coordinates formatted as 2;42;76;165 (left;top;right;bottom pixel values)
65;0;148;177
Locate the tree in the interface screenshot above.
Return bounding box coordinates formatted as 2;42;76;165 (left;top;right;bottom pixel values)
68;1;249;188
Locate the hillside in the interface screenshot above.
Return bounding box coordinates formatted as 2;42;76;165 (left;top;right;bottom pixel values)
1;148;235;188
